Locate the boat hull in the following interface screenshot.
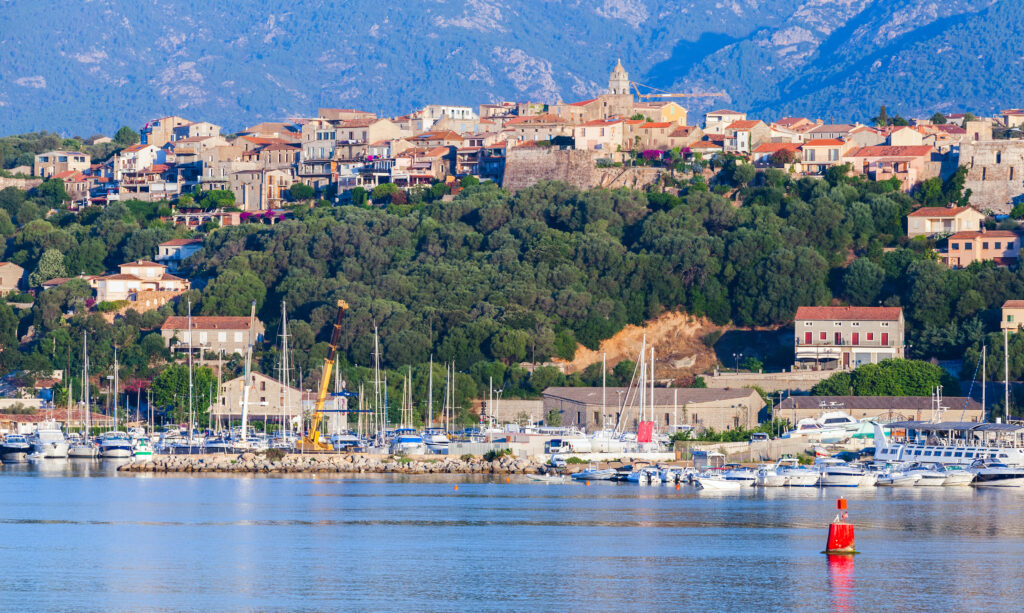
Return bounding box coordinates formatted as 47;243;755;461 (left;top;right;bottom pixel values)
819;474;861;487
696;477;743;491
972;474;1024;487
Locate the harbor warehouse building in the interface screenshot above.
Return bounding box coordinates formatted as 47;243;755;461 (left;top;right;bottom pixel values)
778;396;984;423
541;387;763;432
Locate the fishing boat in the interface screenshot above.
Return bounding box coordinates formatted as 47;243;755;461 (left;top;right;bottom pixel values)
0;434;32;463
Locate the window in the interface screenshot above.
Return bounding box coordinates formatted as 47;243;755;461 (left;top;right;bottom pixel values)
234;332;243;342
1010;315;1015;323
881;333;889;346
820;332;826;340
1010;241;1016;249
804;332;812;344
218;332;226;342
965;243;973;250
996;242;1002;249
594;411;600;424
852;333;859;345
952;243;960;250
834;332;842;345
834;322;842;327
867;333;874;341
983;242;989;250
804;321;812;326
881;322;890;327
260;381;266;391
851;322;860;327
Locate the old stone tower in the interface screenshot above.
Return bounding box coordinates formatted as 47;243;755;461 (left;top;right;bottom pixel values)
609;59;630;96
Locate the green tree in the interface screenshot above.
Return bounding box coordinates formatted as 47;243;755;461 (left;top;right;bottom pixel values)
113;126;140;147
370;182;399;204
200;269;266;316
151;363;217;424
28;248;66;287
0;302;19;370
530;365;565;393
843;258;885;305
35;179;69;205
930;113;947;125
350;186;368;206
288;183;315;201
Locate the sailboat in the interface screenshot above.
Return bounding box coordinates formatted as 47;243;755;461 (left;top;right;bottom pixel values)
422;358;450;454
69;332;99;459
99;347;132;458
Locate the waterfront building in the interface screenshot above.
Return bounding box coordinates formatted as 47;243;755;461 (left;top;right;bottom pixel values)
213;372;308;426
777;395;984;423
541;386;762;432
793;306;905;370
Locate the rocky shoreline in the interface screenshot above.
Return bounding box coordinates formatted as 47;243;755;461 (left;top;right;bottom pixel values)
117;452;556;475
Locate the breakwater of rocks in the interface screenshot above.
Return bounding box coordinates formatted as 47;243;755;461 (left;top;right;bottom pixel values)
118;452;554;475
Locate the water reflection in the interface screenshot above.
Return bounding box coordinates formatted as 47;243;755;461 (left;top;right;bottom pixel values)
826;554;855;613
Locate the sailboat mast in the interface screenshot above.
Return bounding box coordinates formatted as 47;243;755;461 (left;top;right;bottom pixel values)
602;352;606;429
982;345;987;421
428;356;433;429
83;332;89;435
187;300;194;441
280;300;289;436
113;347;118;432
650;346;655;426
240;300;256;442
1005;329;1010;422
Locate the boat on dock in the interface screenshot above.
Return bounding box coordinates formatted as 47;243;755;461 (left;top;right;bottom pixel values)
29;419;69;459
695;475;744;491
0;434;32;463
970;459;1024;487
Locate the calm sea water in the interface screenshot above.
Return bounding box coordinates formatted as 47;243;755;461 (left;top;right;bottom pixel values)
1;461;1023;612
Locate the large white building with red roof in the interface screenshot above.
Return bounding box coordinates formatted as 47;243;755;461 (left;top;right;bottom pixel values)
93;260;190;303
793;306;905;370
161;315;265;357
906;206;985;238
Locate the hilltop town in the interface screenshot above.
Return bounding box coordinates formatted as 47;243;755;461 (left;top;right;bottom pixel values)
2;62;1024;431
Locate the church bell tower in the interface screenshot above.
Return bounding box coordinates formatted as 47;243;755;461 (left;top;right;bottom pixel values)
608;59;630;96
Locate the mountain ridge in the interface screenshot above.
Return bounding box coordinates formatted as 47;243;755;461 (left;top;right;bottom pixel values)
0;0;1020;135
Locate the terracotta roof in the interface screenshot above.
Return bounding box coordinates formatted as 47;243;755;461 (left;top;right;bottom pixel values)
935;125;967;134
803;138;845;147
503;114;564;126
641;122;673;129
949;230;1019;239
907;206;976;218
726;119;761;130
669;126;697;137
412;131;463;141
808;124;856;133
708;109;744;115
1003;300;1024;309
794;306;903;321
1002;109;1024;115
753;143;802;153
773;117;812;128
579;118;624;127
260;143;300;152
121;144;152;153
160;238;203;247
689;141;723;149
162;316;257;331
569;98;598;107
847;145;933;158
122;260;164;267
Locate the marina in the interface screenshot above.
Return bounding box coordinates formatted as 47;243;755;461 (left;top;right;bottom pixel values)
1;462;1024;612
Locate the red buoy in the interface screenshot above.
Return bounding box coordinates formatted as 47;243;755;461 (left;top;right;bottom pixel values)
825;498;857;554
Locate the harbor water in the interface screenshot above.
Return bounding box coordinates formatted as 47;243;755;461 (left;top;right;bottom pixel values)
2;461;1023;612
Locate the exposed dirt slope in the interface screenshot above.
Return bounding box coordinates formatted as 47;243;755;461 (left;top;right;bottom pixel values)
555;311;723;383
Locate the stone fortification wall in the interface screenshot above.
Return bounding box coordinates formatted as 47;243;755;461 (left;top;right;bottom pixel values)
503;148;661;191
0;176;43;191
960;139;1024;214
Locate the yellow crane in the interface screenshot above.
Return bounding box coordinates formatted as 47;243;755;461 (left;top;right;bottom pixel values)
297;299;349;452
630;81;727;100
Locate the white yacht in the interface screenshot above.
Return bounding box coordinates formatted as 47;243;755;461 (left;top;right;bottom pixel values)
389;429;426;455
815;458;863;487
755;465;787;487
98;431;133;458
695;474;744;491
29;419;69;458
936;464;975;486
904;463;946;486
723;466;758;485
421;428;450;454
970;459;1024;487
876;468;921;487
0;434;32;463
773;457;819;486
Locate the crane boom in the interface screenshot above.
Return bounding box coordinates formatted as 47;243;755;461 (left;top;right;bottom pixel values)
300;299;349;451
630;81;726;99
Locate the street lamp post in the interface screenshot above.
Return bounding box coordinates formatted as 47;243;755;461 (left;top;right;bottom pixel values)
732;353;743;374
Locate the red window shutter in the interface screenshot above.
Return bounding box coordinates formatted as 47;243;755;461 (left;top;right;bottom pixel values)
835;332;842;345
852;333;859;345
882;333;889;346
805;332;812;344
820;332;826;340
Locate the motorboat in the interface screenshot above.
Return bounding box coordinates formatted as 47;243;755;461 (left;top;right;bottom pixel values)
0;434;32;463
970;459;1024;487
329;432;360;452
29;419;70;458
422;428;450;454
389;429;426;455
904;463;946;487
755;466;787;487
876;467;921;487
937;464;975;486
695;475;744;491
626;466;661;485
572;465;618;481
98;431;133;458
68;437;99;459
723;466;757;486
658;466;687;484
773;457;819;486
815;458;863;487
528;474;566;484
